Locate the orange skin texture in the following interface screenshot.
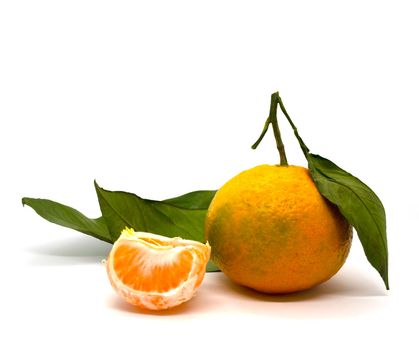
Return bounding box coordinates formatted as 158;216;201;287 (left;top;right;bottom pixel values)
205;165;353;294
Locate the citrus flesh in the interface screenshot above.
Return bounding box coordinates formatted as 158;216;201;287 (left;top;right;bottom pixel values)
205;165;352;294
106;228;210;310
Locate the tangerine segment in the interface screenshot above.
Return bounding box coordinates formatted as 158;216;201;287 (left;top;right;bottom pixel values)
106;228;211;310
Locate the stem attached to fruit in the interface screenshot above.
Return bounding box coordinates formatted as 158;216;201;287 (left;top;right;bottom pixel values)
270;92;288;166
252;92;288;166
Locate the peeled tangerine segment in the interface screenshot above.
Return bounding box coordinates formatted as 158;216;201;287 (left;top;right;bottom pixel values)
106;228;211;310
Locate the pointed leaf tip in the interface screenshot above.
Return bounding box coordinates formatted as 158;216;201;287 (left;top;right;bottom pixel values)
22;197;112;243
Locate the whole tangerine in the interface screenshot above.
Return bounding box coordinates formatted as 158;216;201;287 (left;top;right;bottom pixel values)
205;164;352;294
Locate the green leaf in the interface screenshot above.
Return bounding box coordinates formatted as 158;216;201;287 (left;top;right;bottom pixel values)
22;187;219;272
273;92;389;289
94;182;219;272
307;154;389;289
22;197;112;243
162;190;217;209
94;181;215;242
205;259;220;272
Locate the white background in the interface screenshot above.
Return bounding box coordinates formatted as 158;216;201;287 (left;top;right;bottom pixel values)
1;0;418;348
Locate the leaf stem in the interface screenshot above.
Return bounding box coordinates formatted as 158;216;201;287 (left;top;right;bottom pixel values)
277;95;310;157
251;116;270;150
270;92;288;166
252;92;288;166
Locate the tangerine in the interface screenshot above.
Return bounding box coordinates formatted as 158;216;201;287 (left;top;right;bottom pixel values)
205;165;352;294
